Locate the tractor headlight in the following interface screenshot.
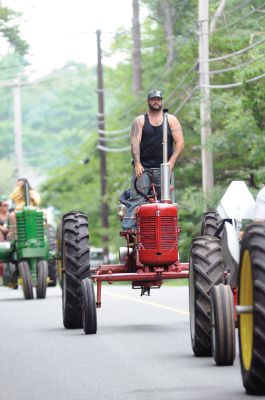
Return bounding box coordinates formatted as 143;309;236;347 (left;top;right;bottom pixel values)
117;204;127;219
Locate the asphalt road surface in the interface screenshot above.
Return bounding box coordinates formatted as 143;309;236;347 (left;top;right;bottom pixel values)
0;284;255;400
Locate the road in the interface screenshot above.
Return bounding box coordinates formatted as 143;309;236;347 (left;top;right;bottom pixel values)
0;284;252;400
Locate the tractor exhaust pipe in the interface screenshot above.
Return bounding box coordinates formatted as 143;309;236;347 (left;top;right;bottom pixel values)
24;181;30;206
161;109;171;202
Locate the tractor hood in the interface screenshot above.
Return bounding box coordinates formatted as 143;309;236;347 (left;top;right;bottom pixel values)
217;181;255;220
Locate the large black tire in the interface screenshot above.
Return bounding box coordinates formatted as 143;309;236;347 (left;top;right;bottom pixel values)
36;260;48;299
18;261;33;300
201;209;221;237
47;225;57;287
211;284;235;366
81;278;97;334
189;236;224;356
62;211;90;329
239;222;265;395
56;222;63;288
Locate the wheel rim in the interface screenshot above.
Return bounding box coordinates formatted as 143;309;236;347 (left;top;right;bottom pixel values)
240;250;253;371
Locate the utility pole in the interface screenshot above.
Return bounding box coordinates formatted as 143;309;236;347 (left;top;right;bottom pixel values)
132;0;142;94
199;0;214;205
96;30;109;263
0;78;23;178
13;77;23;178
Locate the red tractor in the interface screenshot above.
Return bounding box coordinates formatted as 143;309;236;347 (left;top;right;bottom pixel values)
60;110;188;334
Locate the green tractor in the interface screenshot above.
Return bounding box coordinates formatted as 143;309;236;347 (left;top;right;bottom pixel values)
0;183;55;299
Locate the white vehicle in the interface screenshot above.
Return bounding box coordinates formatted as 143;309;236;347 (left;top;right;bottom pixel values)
90;247;116;269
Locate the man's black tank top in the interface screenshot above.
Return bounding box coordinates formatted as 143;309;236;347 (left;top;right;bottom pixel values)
139;113;173;168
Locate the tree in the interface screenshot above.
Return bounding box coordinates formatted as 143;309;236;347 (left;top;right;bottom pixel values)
0;5;29;56
132;0;142;94
210;0;227;33
160;0;176;68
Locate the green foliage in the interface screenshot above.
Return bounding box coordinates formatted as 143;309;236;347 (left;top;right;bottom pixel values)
0;158;14;195
0;6;29;56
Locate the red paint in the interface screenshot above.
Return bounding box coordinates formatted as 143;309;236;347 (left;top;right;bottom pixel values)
137;203;180;265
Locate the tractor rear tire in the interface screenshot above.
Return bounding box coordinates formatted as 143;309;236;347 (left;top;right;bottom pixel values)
36;260;48;299
239;222;265;395
211;284;235;366
18;261;33;300
47;225;57;287
189;236;224;356
62;211;90;329
81;278;97;334
201;209;221;237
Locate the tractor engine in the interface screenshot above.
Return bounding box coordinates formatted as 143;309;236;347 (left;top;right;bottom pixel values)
16;207;48;259
136;202;179;266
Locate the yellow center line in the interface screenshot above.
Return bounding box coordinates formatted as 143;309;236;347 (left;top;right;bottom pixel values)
104;290;189;316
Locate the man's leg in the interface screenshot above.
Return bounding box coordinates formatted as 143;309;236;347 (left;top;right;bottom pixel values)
150;169;161;199
122;171;150;230
0;230;5;241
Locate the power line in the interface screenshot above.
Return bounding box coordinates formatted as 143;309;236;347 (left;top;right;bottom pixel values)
209;53;265;74
225;6;264;32
167;75;197;109
173;85;198;115
96;65;197;136
206;37;265;62
202;70;265;89
99;133;130;142
213;1;265;32
0;63;28;71
97;144;130;152
165;64;197;102
225;2;265;30
228;0;255;14
98;127;130;135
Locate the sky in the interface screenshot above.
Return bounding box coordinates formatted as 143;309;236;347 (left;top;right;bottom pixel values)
3;0;135;77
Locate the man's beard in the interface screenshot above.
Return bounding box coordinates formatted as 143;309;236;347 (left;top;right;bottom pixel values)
148;103;162;112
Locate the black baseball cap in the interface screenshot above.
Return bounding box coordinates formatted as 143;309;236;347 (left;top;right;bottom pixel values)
147;89;163;100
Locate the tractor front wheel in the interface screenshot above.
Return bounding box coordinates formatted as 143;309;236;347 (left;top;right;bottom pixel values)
81;278;97;334
18;261;33;300
211;284;235;366
36;260;48;299
239;222;265;395
62;211;90;329
189;236;224;356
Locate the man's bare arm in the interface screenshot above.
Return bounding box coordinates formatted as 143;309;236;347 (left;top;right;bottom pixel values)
168;115;184;170
131;116;144;177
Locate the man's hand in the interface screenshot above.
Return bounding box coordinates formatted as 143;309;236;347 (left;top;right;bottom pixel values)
134;162;144;177
0;226;9;234
168;159;175;172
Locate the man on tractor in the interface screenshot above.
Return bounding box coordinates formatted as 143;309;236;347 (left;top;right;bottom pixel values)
0;198;10;241
122;89;184;230
8;178;41;239
9;178;41;210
